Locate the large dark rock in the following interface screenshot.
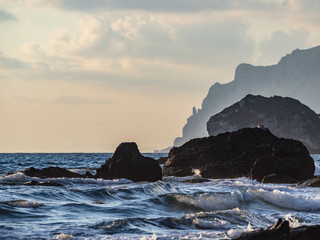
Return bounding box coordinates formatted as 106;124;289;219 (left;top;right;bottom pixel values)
207;94;320;153
233;218;320;240
22;166;82;178
162;128;314;181
96;142;162;182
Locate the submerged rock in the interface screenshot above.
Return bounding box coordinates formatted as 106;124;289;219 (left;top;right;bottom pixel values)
207;94;320;153
24;180;63;187
163;128;314;182
96;142;162;182
22;167;82;178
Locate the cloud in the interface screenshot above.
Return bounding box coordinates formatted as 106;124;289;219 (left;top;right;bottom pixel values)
26;0;280;13
0;9;17;21
258;29;310;64
26;14;254;67
0;52;27;68
54;95;115;105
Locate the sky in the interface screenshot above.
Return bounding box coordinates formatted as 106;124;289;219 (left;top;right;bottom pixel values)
1;0;320;152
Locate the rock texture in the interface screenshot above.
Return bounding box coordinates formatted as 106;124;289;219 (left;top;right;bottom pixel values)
296;176;320;187
233;218;320;240
22;166;82;178
174;46;320;147
207;94;320;153
96;142;162;182
163;128;315;182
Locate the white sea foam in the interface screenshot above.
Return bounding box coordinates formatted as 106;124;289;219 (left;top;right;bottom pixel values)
227;228;244;238
284;214;305;228
192;169;202;177
174;192;241;211
56;233;73;240
0;172;27;182
227;222;254;238
51;177;133;186
247;188;320;211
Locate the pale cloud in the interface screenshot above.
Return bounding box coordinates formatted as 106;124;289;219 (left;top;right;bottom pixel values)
25;0;284;13
0;52;27;68
54;95;115;105
0;9;17;21
258;29;310;64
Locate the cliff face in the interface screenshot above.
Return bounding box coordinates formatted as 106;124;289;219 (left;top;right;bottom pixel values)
174;46;320;147
207;94;320;153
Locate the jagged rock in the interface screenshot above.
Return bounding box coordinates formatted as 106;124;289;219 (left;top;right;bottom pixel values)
157;157;168;164
163;128;314;181
181;178;211;183
24;180;63;187
233;219;290;240
174;46;320;147
22;167;82;178
207;94;320;153
296;176;320;187
96;142;162;182
233;219;320;240
261;174;298;184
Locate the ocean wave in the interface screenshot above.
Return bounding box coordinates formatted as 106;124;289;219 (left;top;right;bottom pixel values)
166;191;243;212
0;172;28;183
0;200;43;208
247;188;320;211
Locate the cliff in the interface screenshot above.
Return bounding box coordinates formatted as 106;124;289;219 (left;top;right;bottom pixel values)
174;46;320;147
207;95;320;153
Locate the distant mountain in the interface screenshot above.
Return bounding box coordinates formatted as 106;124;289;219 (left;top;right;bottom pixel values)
174;46;320;147
207;94;320;153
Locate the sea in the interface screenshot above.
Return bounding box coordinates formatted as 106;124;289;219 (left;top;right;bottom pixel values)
0;153;320;240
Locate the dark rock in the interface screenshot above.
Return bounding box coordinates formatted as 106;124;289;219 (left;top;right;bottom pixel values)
181;178;211;183
22;167;82;178
233;218;290;240
290;225;320;240
261;174;298;184
233;219;320;240
84;171;94;178
157;157;168;164
24;180;63;187
207;94;320;153
296;176;320;187
163;128;314;181
96;142;162;182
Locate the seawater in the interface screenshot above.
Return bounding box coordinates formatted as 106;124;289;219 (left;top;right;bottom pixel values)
0;153;320;240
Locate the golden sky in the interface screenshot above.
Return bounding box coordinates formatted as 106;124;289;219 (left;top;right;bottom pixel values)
1;0;319;152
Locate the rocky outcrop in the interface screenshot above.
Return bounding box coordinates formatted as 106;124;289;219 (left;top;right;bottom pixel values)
261;174;298;184
24;180;63;187
174;46;320;147
207;94;320;153
296;176;320;187
233;218;320;240
163;128;315;182
96;142;162;182
22;166;83;178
